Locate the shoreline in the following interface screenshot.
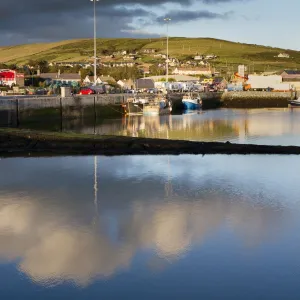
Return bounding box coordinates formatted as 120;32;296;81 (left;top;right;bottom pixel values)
1;128;300;157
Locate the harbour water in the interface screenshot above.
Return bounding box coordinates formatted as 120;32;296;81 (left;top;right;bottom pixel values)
50;108;300;146
1;155;300;299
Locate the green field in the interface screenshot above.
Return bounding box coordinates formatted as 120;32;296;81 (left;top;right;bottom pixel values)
1;37;300;72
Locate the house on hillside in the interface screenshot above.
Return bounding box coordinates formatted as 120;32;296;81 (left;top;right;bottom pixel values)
154;54;167;59
142;49;157;54
139;66;150;75
194;55;204;61
278;53;290;58
205;54;217;60
172;67;212;76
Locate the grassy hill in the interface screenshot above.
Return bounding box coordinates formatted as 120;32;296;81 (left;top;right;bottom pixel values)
1;37;300;72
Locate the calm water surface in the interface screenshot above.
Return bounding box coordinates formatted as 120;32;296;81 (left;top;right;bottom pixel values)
0;155;300;299
59;108;300;146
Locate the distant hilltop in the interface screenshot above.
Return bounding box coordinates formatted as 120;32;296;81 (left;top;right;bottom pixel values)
1;37;300;73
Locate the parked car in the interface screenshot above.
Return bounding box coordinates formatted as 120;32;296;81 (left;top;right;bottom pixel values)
79;87;96;95
125;89;135;94
92;86;106;94
35;88;48;95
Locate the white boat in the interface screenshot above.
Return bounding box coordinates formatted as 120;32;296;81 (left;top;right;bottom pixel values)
143;97;172;116
289;97;300;107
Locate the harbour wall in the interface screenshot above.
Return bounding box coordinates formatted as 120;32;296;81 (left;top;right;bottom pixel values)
221;91;294;108
0;91;296;127
0;94;130;127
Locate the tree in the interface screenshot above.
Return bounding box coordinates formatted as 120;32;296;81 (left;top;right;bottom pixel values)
149;64;165;76
7;64;17;70
37;60;49;73
0;63;8;69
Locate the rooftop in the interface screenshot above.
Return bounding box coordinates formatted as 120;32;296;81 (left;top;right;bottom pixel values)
147;75;199;82
283;70;300;75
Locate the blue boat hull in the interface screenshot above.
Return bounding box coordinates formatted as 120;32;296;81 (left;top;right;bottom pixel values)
182;100;201;110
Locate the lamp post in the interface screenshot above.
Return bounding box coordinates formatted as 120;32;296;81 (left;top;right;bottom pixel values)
164;18;171;83
91;0;99;85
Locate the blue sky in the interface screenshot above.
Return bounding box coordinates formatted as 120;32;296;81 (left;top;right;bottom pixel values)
138;0;300;50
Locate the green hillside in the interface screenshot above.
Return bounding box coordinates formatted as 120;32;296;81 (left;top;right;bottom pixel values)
1;37;300;72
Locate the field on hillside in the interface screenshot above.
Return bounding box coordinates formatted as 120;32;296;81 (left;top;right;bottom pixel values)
1;37;300;72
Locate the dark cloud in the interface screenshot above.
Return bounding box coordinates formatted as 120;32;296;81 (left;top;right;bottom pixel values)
0;0;248;46
159;10;233;23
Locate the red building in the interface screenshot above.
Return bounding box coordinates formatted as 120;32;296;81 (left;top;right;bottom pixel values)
0;69;24;87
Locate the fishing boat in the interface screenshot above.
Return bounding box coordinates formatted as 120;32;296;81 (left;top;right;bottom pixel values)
289;98;300;107
143;96;172;116
182;92;202;110
122;97;149;115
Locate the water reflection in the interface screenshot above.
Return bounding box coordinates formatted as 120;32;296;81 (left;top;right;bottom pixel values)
60;108;300;145
0;155;295;288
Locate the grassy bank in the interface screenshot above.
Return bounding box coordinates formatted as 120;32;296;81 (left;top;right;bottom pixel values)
1;128;300;157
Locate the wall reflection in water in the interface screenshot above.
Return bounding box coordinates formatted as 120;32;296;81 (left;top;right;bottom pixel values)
61;108;300;145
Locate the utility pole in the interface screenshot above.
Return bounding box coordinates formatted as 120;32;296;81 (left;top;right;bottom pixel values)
164;18;171;83
91;0;99;85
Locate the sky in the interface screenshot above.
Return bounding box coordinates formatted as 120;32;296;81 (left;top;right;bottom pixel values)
0;0;299;50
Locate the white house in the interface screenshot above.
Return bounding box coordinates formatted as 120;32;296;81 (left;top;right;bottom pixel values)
117;79;134;89
205;54;217;60
278;53;290;58
194;55;204;61
172;67;212;76
83;75;116;85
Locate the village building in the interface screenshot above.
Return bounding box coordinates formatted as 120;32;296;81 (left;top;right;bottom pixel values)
194;55;204;61
147;75;199;82
213;77;228;90
154;54;167;59
117;79;134;90
281;70;300;81
39;71;81;85
278;53;290;58
172;67;212;76
0;69;24;87
142;49;157;54
83;75;116;85
205;54;217;60
139;66;150;76
135;78;155;90
281;70;300;90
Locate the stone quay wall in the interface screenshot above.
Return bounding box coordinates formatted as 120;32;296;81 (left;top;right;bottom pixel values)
0;94;133;126
221;91;294;108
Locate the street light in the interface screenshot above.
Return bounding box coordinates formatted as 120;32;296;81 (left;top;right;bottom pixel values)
91;0;99;85
164;18;171;83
